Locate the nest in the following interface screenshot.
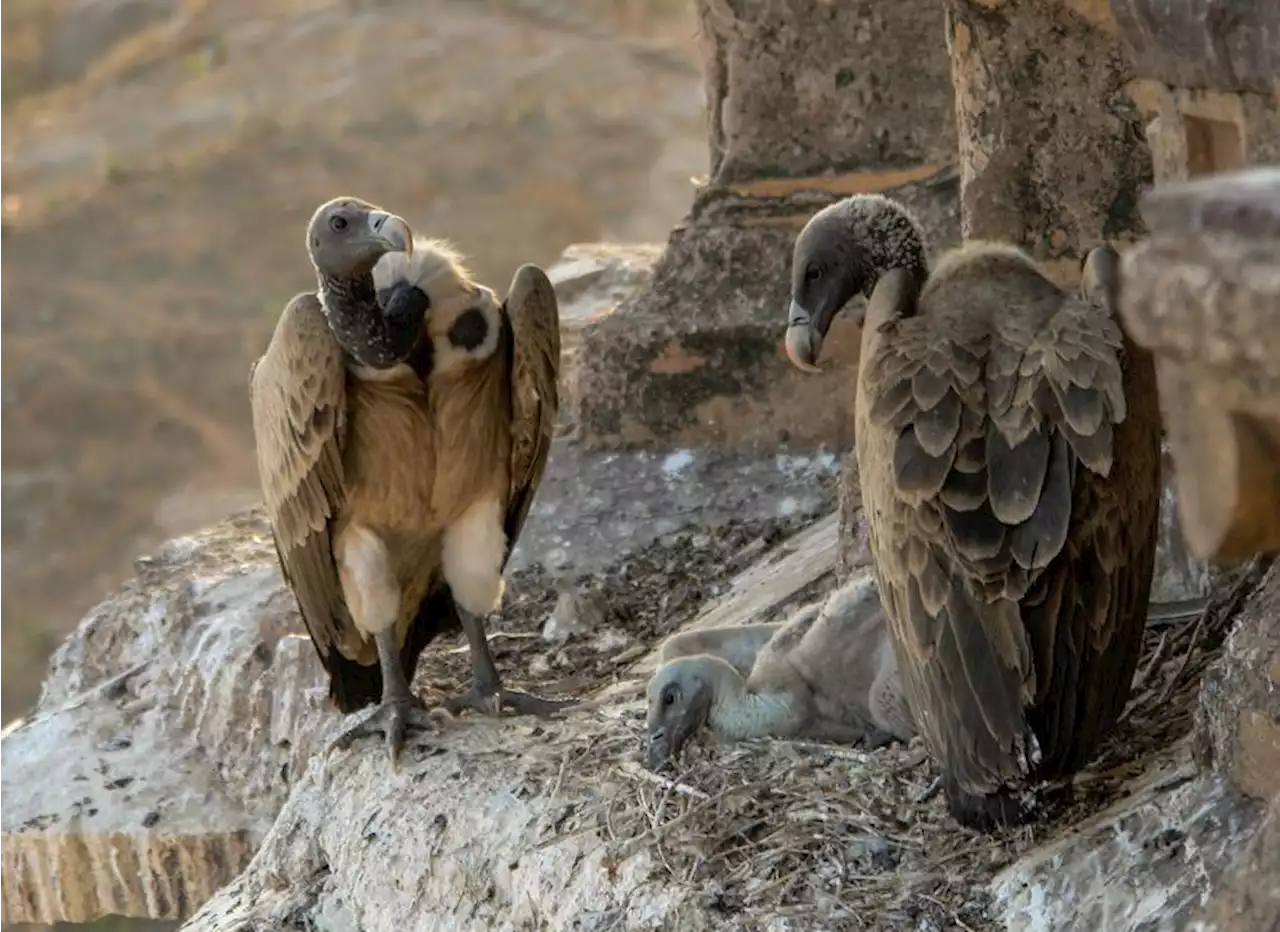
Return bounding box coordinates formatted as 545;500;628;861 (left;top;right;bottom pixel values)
412;512;826;701
527;557;1271;932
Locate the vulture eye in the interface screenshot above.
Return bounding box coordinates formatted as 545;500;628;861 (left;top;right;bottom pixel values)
805;265;822;283
329;215;349;233
662;687;677;707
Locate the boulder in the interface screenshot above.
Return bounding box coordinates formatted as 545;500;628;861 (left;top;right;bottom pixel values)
1120;168;1280;563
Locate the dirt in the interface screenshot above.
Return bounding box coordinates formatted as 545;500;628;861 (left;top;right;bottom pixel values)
0;0;708;718
412;513;822;703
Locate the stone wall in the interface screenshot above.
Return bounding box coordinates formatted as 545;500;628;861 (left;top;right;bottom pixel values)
944;0;1154;287
573;0;960;453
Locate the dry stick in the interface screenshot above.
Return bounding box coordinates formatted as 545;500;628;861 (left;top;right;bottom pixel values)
620;759;711;801
1118;629;1171;723
1159;555;1270;703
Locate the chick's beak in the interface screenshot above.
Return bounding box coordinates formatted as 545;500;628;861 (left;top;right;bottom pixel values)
646;727;673;771
366;210;413;256
785;300;824;373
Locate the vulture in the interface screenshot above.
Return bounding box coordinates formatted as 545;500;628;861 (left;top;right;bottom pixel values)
250;197;571;766
645;576;917;770
784;194;1162;830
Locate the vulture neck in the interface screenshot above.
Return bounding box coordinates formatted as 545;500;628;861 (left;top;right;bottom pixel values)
850;201;931;294
318;270;377;322
701;658;800;740
317;269;411;370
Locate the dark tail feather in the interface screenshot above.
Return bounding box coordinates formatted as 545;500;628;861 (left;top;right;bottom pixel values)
326;584;463;714
942;773;1073;833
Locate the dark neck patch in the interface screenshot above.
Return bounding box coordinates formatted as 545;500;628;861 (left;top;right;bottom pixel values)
448;307;489;352
319;271;421;369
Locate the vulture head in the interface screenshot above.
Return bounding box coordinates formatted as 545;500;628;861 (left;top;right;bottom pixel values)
645;657;716;769
305;197;417;370
786;194;930;372
307;197;413;277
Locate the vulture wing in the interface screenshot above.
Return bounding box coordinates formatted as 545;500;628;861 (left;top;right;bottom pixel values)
501;263;561;567
857;262;1159;799
250;293;353;673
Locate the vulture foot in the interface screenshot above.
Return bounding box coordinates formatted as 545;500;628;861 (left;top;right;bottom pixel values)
332;695;448;769
451;605;577;718
443;684;576;718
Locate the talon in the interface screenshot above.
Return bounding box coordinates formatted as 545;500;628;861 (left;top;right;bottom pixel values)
443;684;577;718
330;694;443;766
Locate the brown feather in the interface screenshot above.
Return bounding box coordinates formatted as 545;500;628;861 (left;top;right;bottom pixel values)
250;293;352;666
856;240;1161;823
502;263;561;563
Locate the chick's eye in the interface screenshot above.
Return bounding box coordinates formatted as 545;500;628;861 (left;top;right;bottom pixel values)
329;215;348;233
805;265;822;283
662;688;677;707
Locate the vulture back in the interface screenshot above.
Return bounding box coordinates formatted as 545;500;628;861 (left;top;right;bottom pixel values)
853;245;1161;822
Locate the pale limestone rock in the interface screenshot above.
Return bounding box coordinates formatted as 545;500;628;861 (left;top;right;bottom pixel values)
1;513;331;924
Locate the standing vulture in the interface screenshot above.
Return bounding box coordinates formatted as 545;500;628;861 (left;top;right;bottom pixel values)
783;194;1161;830
250;197;571;766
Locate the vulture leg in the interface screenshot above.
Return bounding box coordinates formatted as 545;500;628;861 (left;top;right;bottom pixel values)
860;729;899;751
331;628;445;768
444;607;577;717
330;525;444;768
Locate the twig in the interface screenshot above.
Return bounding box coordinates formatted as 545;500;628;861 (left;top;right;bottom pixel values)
1159;607;1206;704
619;759;710;801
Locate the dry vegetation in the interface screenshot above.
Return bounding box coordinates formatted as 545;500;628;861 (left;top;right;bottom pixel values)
0;0;707;719
506;559;1268;931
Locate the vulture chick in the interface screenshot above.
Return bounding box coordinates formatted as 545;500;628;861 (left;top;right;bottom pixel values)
785;195;1161;830
251;197;569;767
646;576;916;770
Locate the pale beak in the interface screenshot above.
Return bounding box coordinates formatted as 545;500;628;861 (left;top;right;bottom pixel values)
365;210;413;256
785;300;824;373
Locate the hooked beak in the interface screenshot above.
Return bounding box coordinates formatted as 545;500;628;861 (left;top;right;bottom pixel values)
365;210;413;257
785;300;825;373
646;727;674;771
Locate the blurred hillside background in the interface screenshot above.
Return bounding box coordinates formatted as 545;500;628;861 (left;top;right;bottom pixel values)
1;0;707;722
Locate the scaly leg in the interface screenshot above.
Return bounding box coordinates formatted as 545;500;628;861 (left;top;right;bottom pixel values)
444;606;577;717
329;525;446;769
331;629;447;768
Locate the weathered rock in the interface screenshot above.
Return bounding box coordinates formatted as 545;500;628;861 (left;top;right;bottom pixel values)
574;175;960;453
0;513;330;924
993;750;1264;932
546;242;663;427
1193;794;1280;932
1195;559;1280;802
3;496;1273;930
1111;0;1280;94
944;0;1153;286
573;0;959;453
697;0;955;186
0;439;839;925
1120;168;1280;563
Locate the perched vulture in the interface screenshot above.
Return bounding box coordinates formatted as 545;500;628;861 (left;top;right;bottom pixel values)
645;575;917;770
250;197;570;766
784;194;1162;830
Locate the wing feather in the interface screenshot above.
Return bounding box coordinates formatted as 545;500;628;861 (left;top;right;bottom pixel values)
250;293;350;664
857;253;1158;802
502;263;560;566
